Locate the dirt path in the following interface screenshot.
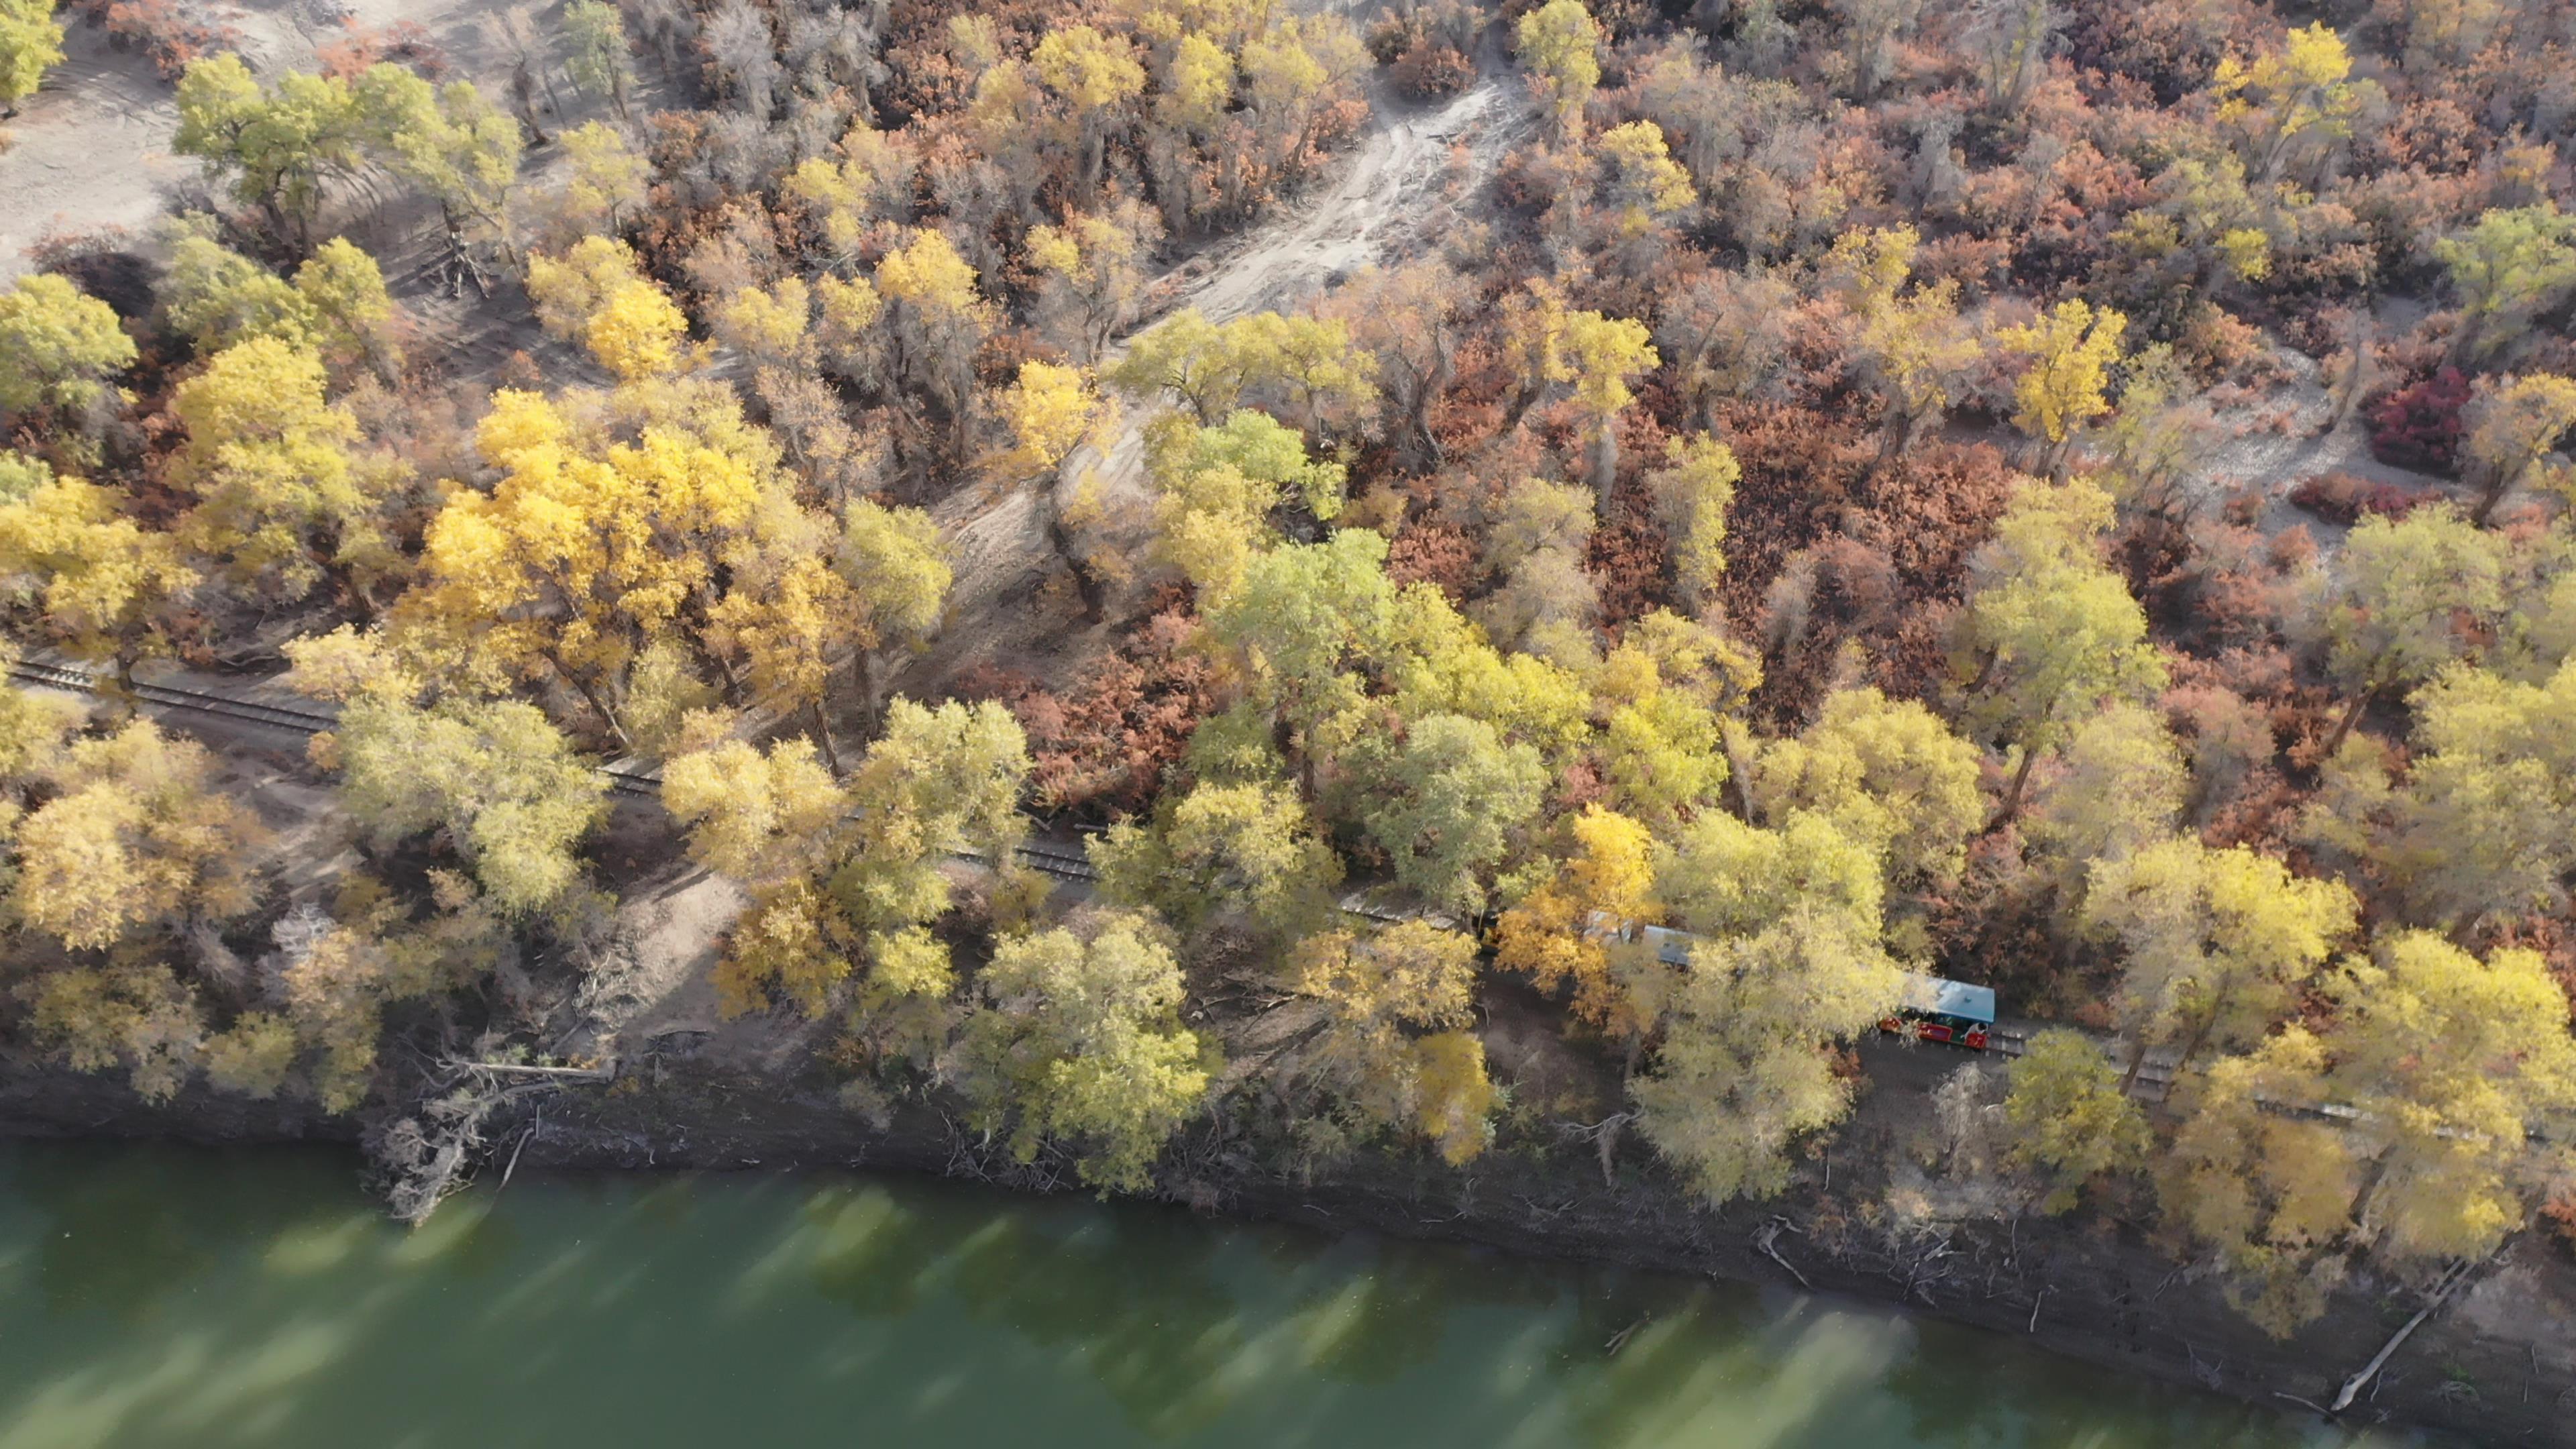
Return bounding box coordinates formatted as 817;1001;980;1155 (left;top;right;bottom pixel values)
928;75;1533;687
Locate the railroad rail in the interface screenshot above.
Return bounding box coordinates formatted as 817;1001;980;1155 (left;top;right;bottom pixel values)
7;656;1097;879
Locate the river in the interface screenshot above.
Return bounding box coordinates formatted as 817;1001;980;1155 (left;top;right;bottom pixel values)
0;1142;2424;1449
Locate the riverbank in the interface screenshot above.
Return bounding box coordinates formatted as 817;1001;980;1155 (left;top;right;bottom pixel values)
3;1055;2563;1444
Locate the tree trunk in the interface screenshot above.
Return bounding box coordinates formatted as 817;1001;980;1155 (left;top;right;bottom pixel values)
851;649;881;745
807;700;843;775
2321;685;2377;758
1986;741;2041;831
1590;421;1621;521
1043;482;1106;623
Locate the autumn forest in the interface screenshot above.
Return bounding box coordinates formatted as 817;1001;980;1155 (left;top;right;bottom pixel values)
2;0;2575;1374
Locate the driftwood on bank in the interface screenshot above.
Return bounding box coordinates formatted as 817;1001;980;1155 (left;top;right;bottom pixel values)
2327;1254;2490;1413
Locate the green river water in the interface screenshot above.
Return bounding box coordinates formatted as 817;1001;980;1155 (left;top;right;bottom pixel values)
0;1141;2424;1449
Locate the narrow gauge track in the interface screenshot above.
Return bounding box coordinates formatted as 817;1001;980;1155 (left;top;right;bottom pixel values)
7;658;1100;881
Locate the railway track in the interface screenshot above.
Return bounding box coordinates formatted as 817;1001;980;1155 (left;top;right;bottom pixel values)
8;655;1102;879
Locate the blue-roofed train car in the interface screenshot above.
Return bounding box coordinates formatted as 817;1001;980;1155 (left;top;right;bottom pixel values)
1880;971;1996;1051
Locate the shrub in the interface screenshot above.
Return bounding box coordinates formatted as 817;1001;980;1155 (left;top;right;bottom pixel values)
2367;366;2471;473
2287;471;2425;525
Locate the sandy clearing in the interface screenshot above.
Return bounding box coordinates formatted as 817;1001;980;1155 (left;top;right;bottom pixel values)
0;0;548;280
0;28;192;279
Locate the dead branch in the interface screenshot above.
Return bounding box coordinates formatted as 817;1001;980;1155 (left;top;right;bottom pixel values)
1755;1217;1811;1290
2328;1254;2487;1413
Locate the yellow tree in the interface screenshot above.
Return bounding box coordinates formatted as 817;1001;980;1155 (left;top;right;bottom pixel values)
1031;24;1147;193
1997;299;2129;476
1513;0;1601;138
0;474;196;686
1826;225;1983;466
168;335;383;604
0;272;137;427
1492;804;1657;1040
529;120;650;250
525;236;692;381
1562;311;1657;513
1595;120;1697;238
2159;1029;2359;1335
2210;23;2362;183
1000;359;1117;615
663;729;856;1014
1026;203;1162;362
9;720;264;953
1291;922;1495;1165
395;389;767;745
708;276;815;371
2084;837;2357;1080
876;229;998;462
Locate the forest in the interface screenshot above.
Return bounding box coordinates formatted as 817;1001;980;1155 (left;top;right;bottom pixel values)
1;0;2573;1348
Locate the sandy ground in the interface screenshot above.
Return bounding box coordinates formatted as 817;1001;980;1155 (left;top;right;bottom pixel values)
0;0;583;280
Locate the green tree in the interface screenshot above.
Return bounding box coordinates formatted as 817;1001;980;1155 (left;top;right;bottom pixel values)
837;498;952;739
172;56;370;248
1199;529;1399;790
0;274;136;423
2381;658;2576;930
1354;712;1548;917
2085;837;2357;1077
1645;433;1737;614
2326;932;2576;1263
1962;476;2168;822
2303;505;2509;753
1091;779;1342;943
961;911;1212;1191
561;0;635;115
2023;700;2186;875
1750;686;1983;890
1633;809;1900;1203
2004;1029;2151;1212
288;631;608;918
2463;373;2576;524
2434;204;2576;361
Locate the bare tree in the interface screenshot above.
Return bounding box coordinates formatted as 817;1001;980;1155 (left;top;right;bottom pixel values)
704;0;782;121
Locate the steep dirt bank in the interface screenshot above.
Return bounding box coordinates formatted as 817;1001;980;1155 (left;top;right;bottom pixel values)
3;1058;2563;1444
